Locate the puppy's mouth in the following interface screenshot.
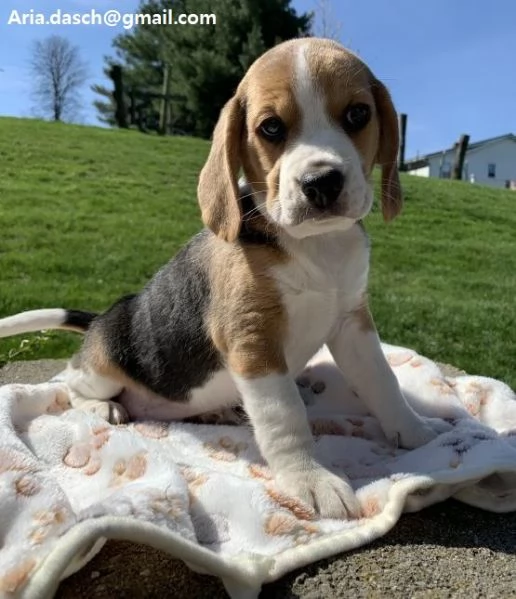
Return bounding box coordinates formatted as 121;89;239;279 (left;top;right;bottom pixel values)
296;200;348;222
275;192;370;229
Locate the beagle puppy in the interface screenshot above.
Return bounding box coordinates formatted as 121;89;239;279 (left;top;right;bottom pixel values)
0;38;450;519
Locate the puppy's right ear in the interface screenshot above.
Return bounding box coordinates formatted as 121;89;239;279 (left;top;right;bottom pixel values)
198;96;244;243
372;78;403;222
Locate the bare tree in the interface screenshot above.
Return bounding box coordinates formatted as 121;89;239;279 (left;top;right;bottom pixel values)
312;0;343;41
30;36;88;122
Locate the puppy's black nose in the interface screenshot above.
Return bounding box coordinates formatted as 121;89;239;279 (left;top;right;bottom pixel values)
300;169;345;209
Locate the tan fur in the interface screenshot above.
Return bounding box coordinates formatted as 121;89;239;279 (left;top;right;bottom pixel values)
81;328;138;390
371;79;402;221
198;38;400;245
303;39;402;221
206;237;289;378
198;39;401;373
353;302;376;333
198;97;245;243
198;43;303;242
239;44;301;212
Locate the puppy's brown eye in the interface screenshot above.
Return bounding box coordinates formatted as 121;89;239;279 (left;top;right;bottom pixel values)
343;103;371;133
259;117;286;142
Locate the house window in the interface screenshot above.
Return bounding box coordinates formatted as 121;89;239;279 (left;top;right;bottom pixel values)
488;163;496;178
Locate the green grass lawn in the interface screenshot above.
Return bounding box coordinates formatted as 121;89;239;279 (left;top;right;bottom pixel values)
1;117;515;390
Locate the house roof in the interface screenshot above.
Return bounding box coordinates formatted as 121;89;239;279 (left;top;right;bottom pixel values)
406;133;516;168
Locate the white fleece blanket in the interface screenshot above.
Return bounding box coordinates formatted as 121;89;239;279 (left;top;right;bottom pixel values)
1;344;516;599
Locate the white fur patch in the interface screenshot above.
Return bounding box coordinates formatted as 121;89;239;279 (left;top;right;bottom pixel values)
119;369;240;421
231;371;359;518
273;42;373;233
0;308;67;338
232;372;314;471
273;224;370;376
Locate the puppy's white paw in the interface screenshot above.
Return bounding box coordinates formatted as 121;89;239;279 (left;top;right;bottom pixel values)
386;415;453;449
81;399;128;425
276;464;360;519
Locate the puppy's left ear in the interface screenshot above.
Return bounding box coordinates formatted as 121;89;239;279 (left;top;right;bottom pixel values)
198;96;245;243
372;79;403;221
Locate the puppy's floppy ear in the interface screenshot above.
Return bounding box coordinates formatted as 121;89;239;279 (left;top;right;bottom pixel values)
198;96;244;242
372;79;403;221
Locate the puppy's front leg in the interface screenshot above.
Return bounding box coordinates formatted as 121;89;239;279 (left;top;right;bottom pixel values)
328;306;452;448
231;370;359;519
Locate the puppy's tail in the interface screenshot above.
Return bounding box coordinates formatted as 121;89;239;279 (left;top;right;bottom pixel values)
0;309;97;339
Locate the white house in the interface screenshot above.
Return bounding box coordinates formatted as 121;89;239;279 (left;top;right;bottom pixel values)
405;133;516;189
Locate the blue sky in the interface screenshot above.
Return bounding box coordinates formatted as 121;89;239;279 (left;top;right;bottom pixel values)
0;0;514;157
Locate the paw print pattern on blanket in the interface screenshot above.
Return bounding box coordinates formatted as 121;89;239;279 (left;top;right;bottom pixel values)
46;389;71;414
360;494;382;518
0;346;516;598
203;436;248;462
0;447;38;477
265;487;317;521
145;490;186;520
63;426;112;476
132;422;169;439
430;378;456;396
14;474;41;498
180;467;209;504
0;558;37;594
264;512;320;546
110;452;148;486
386;351;414;367
248;463;273;481
29;507;69;545
463;381;491;417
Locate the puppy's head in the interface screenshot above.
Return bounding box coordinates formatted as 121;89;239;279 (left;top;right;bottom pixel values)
198;38;401;242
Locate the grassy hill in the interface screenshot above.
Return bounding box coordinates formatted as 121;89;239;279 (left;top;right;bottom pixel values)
0;117;514;389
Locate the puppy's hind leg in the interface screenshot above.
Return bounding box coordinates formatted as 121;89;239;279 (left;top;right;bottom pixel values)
62;355;128;424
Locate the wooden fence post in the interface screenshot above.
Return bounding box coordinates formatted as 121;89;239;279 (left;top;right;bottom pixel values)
452;134;470;180
398;113;407;171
